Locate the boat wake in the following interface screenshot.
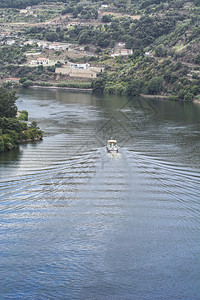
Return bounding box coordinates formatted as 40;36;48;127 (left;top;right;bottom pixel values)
108;151;122;160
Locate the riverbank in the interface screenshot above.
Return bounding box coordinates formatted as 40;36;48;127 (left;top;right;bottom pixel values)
31;85;93;93
31;85;169;98
140;94;169;100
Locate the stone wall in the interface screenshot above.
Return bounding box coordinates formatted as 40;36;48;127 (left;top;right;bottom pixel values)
55;66;104;79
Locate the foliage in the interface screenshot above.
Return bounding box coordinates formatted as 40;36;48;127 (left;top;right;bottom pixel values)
0;116;43;152
25;13;177;50
22;80;33;88
0;46;27;65
102;15;112;23
0;89;43;152
17;110;28;121
0;88;17;118
0;0;76;9
146;77;163;95
56;82;92;88
1;0;200;102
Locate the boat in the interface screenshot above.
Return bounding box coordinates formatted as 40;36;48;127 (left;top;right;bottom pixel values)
106;139;118;153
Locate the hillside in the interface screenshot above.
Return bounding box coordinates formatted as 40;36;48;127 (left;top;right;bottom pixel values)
0;0;200;100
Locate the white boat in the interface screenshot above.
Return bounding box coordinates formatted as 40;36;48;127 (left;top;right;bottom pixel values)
106;139;118;153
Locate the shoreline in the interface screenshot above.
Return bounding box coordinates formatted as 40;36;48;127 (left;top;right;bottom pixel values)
31;85;93;93
11;84;198;102
31;86;169;98
140;94;169;100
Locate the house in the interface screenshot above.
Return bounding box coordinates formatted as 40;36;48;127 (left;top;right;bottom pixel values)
100;4;109;9
120;49;133;55
24;40;35;46
20;9;28;14
5;78;20;83
67;22;80;27
48;43;69;50
144;52;153;57
5;39;15;46
111;52;121;57
30;58;49;65
37;41;49;49
116;42;125;48
111;48;133;57
70;63;90;70
79;46;85;51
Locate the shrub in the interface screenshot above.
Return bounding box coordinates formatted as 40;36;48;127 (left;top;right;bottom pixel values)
18;110;28;121
22;80;33;88
2;134;15;151
184;93;193;101
4;130;19;146
146;77;163;95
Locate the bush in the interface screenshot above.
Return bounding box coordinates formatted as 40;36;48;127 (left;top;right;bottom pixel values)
146;77;163;95
169;95;179;101
20;130;29;141
22;80;33;88
4;130;19;146
184;93;193;101
18;110;28;121
102;15;112;23
2;134;15;151
57;82;91;89
0;117;24;133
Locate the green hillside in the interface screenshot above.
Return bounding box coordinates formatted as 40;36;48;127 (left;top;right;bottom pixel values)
0;0;199;100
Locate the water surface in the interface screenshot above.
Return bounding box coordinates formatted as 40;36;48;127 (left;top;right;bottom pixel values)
0;88;200;299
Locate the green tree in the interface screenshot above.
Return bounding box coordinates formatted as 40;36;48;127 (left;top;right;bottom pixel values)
155;44;167;57
102;15;112;23
126;79;142;96
184;92;193;102
23;80;33;88
146;77;163;95
0;88;17;118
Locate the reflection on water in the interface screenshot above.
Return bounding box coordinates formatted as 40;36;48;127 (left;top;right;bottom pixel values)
0;88;200;299
0;147;21;163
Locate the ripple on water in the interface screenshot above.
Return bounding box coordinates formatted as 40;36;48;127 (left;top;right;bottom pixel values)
0;92;200;300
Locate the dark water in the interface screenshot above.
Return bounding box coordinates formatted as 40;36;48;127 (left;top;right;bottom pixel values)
0;88;200;300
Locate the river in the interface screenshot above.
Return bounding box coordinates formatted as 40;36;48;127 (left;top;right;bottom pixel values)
0;88;200;299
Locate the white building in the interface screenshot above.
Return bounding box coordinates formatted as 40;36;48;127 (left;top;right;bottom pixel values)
111;49;133;57
5;39;15;46
100;4;109;9
67;22;80;27
30;58;49;65
70;63;90;69
24;40;35;46
120;49;133;55
48;43;69;50
37;41;49;49
20;9;28;14
144;52;153;57
116;42;125;48
5;77;20;83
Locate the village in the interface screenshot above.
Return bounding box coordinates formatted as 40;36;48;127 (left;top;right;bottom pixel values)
0;0;199;100
0;3;138;88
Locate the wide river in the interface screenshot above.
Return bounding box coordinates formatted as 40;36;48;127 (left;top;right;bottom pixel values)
0;88;200;299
